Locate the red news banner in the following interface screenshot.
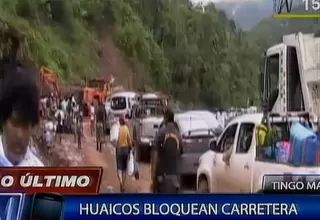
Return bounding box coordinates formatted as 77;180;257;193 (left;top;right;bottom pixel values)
0;167;103;194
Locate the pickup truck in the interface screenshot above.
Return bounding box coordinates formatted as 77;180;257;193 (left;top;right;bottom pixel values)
196;112;319;193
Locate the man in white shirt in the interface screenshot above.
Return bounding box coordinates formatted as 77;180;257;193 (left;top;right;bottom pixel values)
54;105;65;143
90;102;95;135
44;118;55;148
61;98;68;112
0;64;43;166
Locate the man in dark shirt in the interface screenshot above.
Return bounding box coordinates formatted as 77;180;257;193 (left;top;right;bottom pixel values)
95;100;106;152
151;109;183;193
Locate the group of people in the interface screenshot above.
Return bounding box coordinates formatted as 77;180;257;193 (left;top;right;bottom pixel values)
39;89;111;152
0;61;111;167
0;60;182;194
40;93;83;149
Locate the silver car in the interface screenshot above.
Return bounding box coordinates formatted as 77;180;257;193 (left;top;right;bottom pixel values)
175;113;215;176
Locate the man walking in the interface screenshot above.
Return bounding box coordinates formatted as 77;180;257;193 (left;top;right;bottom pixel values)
95;100;106;152
151;109;183;192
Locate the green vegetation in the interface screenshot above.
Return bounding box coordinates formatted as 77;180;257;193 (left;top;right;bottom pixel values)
0;0;262;108
0;0;100;82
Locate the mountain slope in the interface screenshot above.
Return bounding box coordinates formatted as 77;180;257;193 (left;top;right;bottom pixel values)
214;0;273;30
0;0;262;107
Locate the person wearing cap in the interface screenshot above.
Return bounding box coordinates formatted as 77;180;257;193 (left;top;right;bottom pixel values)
116;115;133;192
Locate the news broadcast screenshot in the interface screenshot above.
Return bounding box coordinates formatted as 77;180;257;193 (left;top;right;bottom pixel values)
1;0;320;219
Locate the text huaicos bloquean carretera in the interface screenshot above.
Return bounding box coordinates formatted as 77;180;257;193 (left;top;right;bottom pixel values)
79;203;298;216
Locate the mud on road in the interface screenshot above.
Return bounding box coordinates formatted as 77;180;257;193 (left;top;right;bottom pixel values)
40;122;151;193
82;124;151;193
38;121;196;193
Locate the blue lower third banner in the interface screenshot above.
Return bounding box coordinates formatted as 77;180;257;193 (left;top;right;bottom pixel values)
4;194;320;219
0;193;25;220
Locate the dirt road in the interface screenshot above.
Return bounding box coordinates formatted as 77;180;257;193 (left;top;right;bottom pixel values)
45;121;195;193
81;122;151;193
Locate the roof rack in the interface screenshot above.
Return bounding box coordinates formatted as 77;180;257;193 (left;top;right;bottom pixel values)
267;111;310;118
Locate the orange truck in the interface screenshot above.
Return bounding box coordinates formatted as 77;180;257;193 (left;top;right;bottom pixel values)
81;77;113;116
83;78;112;104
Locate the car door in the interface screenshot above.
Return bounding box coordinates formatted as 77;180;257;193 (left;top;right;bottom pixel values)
212;123;238;192
227;122;255;192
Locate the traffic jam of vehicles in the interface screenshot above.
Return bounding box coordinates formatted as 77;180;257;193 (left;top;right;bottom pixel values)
107;32;320;193
38;32;320;193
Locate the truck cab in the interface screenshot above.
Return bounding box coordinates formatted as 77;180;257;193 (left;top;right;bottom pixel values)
130;92;168;161
260;33;320;127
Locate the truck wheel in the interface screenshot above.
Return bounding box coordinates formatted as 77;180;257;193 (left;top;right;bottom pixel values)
197;177;209;193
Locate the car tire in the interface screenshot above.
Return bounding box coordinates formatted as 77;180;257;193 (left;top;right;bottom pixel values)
197;177;209;193
256;189;264;193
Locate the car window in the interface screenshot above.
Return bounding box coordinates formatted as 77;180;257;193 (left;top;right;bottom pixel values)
184;111;220;130
217;123;238;153
176;118;209;135
236;123;255;154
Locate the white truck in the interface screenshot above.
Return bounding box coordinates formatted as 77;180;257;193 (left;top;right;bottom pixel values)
196;32;320;193
131;92;168;161
260;32;320;127
197;112;320;193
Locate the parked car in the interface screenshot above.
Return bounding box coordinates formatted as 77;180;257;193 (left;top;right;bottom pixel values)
175;113;215;177
184;110;220;131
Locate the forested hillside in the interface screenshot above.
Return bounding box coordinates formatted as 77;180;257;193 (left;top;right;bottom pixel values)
0;0;261;108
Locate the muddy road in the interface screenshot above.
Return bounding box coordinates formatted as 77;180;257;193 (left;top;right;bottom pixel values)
44;121;195;193
81;122;151;192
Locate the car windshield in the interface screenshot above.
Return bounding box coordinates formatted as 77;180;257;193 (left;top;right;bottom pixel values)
177;116;211;136
141;99;162;106
111;97;126;110
185;111;220;130
140;106;163;117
